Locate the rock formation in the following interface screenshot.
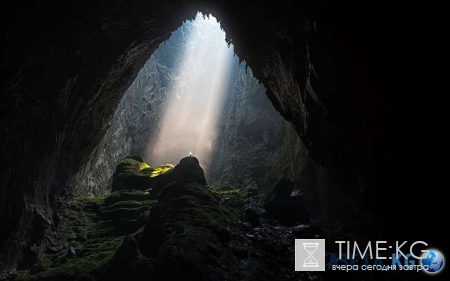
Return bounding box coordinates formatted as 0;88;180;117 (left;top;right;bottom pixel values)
3;157;323;280
1;0;446;274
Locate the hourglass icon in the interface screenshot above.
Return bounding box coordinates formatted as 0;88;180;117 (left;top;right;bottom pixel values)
303;243;319;267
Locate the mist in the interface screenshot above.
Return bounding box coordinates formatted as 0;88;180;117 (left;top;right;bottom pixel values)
147;13;234;173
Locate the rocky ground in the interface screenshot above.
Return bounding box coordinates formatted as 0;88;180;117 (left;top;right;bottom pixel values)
0;156;311;280
1;156;400;281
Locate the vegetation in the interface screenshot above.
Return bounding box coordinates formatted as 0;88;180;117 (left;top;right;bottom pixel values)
112;157;174;191
217;188;241;195
11;161;161;281
10;154;310;281
140;164;174;177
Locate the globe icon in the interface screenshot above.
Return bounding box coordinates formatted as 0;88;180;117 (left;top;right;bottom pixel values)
421;249;445;273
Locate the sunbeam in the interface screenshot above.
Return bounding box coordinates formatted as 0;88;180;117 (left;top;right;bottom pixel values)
147;12;234;174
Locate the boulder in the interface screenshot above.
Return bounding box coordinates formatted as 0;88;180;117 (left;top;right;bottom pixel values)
262;177;311;225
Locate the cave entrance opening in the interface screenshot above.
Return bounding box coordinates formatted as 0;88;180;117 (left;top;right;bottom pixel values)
81;11;304;195
146;12;234;174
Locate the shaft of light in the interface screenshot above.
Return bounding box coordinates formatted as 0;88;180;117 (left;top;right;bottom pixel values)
147;13;234;175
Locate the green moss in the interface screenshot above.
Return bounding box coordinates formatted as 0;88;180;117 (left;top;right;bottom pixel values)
140;164;174;177
217;189;241;195
112;157;151;191
140;180;239;277
32;236;124;280
28;179;159;279
114;157;174;190
151;181;235;232
119;156;144;167
101;199;155;211
69;196;104;210
24;156;257;279
11;270;30;281
15;237;125;280
103;189;148;206
139;162;151;170
162;225;221;264
99;204;150;220
93;190;157;237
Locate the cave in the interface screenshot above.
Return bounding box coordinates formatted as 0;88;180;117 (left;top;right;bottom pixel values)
1;0;447;280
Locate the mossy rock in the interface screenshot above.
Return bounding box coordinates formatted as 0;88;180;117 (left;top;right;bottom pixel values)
96;190;157;237
99;203;149;221
18;236;124;281
111;156;147;191
217;189;241;195
146;156;207;198
103;189;149;206
111;156;174;192
13;155;309;280
139;175;236;279
171;157;207;185
18;185;159;280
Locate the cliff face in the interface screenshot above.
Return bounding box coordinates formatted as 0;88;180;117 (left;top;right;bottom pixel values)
66;35;178;197
208;63;310;193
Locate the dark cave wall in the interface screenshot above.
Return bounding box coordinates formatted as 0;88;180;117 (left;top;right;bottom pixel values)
1;0;445;270
67;35;182;197
1;0;198;269
208;63;286;191
207;62;313;195
207;66;335;219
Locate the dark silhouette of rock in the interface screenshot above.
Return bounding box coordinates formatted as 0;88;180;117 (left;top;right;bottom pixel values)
171;156;207;185
262;177;311;226
230;243;248;259
244;207;260;227
113;235;143;262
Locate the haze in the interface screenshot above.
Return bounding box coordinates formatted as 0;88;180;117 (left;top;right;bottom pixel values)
147;13;234;174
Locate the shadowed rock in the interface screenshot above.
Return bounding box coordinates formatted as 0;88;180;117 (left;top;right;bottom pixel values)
262;177;311;225
171;156;207;185
8;156;335;280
